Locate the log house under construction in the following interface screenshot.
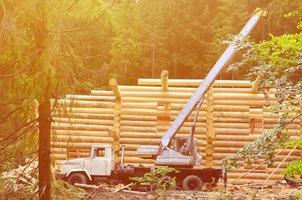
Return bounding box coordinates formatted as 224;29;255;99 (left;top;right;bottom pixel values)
51;70;302;185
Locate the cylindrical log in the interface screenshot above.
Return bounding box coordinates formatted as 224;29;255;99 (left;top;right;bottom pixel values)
226;172;282;180
51;99;115;108
228;179;276;185
121;108;157;116
119;91;276;101
213;123;250;129
213;105;249;112
90;90;114;96
215;135;256;141
120;91;192;99
213;93;277;101
170;115;207;122
119;85;259;94
52;130;110;137
121;115;157;121
52;107;114;114
213;100;277;106
170;103;207;110
51;123;112;131
215;128;252;135
120;132;205;140
51;148;67;154
52;135;113;143
51;142;108;148
51;112;114;120
156;126;206;134
65;94;115;101
138;79;253;87
120;126;156;132
52;118;113;126
214;141;251;147
121;102;157;109
122;97;191;104
214;147;243;153
121;120;157;127
213;118;249;123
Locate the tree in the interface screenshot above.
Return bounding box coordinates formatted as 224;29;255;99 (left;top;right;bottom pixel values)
223;2;302;169
0;0;114;198
109;0;142;84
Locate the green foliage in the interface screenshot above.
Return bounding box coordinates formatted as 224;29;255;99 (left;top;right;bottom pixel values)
228;33;302;109
0;129;38;172
294;192;302;200
283;160;302;178
217;192;233;200
285;2;302;30
224;2;302;170
223;120;289;169
130;167;177;187
281;139;302;149
130;167;178;198
248;191;260;200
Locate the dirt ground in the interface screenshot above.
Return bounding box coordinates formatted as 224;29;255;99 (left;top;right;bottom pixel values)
79;183;302;200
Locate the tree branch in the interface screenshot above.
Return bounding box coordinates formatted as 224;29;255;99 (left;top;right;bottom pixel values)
0;118;38;144
65;0;80;11
47;0;115;33
0;106;24;125
0;48;42;79
0;97;28;106
283;112;302;125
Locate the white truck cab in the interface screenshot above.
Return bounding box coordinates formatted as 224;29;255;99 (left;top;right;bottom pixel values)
59;144;115;184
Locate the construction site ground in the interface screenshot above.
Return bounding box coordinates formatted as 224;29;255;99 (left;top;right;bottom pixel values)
79;183;302;200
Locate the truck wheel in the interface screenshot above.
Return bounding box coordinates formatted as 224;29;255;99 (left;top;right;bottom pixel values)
67;173;88;185
182;175;202;191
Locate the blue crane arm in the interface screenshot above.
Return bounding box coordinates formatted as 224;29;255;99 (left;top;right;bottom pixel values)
160;9;264;149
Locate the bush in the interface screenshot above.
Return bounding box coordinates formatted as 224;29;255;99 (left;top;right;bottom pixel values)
130;167;178;199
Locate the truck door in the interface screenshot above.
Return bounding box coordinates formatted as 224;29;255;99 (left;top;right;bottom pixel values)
89;147;110;176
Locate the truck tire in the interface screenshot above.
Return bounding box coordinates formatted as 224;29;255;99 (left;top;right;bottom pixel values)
182;175;202;191
67;173;88;185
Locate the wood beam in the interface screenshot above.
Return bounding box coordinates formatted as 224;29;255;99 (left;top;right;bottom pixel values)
251;77;260;93
205;87;214;167
161;70;169;91
109;79;121;164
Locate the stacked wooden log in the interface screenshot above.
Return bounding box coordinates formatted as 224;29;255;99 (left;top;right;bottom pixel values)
137;78;301;184
50;71;302;184
51;93;115;160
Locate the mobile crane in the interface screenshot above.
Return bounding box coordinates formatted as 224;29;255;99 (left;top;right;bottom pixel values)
58;9;265;191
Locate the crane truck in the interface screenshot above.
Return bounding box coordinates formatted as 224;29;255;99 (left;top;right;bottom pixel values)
57;9;265;191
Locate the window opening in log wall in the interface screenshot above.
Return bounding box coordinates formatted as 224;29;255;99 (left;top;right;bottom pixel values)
249;107;264;134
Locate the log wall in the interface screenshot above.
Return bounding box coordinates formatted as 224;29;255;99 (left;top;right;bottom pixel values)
51;71;302;184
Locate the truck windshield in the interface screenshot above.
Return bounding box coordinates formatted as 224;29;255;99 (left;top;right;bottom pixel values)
95;148;105;157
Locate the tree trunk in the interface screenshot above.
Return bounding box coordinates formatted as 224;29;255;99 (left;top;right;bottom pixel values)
38;100;51;199
35;1;51;199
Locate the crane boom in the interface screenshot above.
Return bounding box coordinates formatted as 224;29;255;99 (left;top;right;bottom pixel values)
160;9;264;150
